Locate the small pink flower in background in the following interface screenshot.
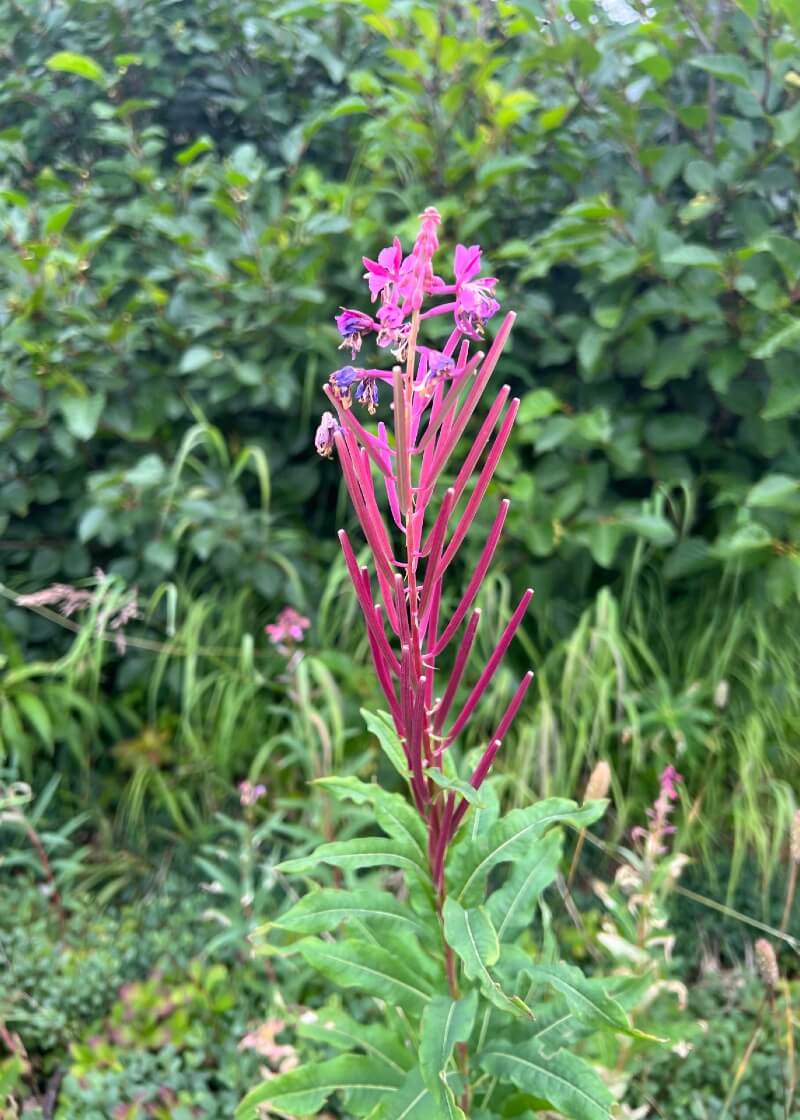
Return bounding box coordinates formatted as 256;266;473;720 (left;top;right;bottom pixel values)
265;607;310;654
633;764;683;856
238;781;267;808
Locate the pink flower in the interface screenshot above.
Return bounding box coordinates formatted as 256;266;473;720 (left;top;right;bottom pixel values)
265;607;310;653
239;781;267;807
362;237;403;301
453;242;500;339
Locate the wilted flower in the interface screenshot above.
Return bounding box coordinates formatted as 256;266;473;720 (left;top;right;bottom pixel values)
354;376;379;414
328;365;361;408
265;607;310;654
584;760;612;803
314;411;340;458
791;808;800;864
336;307;376;358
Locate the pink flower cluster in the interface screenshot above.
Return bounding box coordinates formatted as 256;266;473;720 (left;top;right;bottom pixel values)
265;607;310;655
316;207;531;885
633;763;683;857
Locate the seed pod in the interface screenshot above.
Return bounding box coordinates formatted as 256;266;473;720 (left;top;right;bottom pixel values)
755;938;779;990
713;679;729;709
585;760;612;803
791;809;800;865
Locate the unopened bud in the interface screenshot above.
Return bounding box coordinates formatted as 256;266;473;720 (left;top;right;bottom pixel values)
755;938;779;989
791;809;800;865
714;680;729;709
585;760;612;803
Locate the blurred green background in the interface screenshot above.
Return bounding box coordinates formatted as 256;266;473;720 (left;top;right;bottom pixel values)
1;0;799;1115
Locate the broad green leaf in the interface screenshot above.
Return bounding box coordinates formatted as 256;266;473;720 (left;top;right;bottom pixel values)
479;1041;614;1120
298;1008;412;1075
621;513;676;547
661;244;722;268
746;474;800;510
518;388;561;423
276;887;432;939
524;962;655;1039
419;992;478;1096
362;709;409;779
277;836;427;879
447;798;606;907
46;51;106;83
60;393;106;440
752;320;800;359
425;768;486;807
443;899;529;1018
235;1055;403;1119
314;775;427;856
299;937;437;1014
690;54;750;88
773;101;800;147
487;830;563;941
179;345;215;373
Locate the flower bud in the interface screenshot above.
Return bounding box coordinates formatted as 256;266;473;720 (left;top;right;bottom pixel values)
584;760;611;803
755;938;779;989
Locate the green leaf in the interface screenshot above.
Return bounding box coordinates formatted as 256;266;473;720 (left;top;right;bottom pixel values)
276;887;432;939
539;103;573;131
362;709;408;779
447;798;606;907
44;203;76;235
486;830;563;941
479;1041;614;1120
443;899;529;1018
419;993;478;1096
586;521;626;569
425;768;486;807
314;774;427;857
621;513;676;547
179;345;216;373
752;320;800;359
298;937;437;1014
176;137;214;164
518;388;561;423
476;155;531;186
644;415;708;451
661;244;722;268
297;1008;412;1075
773;101;800;147
0;1055;24;1097
60;393;106;440
16;691;53;747
524;962;655;1039
374;1067;460;1119
46;51;106;83
746;474;800;510
690;54;750;88
235;1055;403;1119
277;836;428;879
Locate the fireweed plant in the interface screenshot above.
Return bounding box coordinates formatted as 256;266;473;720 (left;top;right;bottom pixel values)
239;211;645;1120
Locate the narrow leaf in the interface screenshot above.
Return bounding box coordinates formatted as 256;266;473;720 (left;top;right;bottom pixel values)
276;887;432;939
487;830;563;941
479;1041;614;1120
236;1055;402;1119
298;937;437;1014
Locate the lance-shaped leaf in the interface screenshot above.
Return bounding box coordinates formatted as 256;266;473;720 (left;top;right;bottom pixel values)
314;774;427;857
276;887;433;941
479;1040;615;1120
299;937;438;1015
447;798;607;907
373;1067;465;1120
277;836;428;881
486;830;563;941
524;962;660;1041
298;1007;412;1075
442;899;530;1018
235;1055;403;1119
363;708;409;779
425;767;487;807
419;992;477;1114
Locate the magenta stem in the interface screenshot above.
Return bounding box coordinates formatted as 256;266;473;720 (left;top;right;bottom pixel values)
433;608;481;737
444;588;533;746
433;500;509;655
